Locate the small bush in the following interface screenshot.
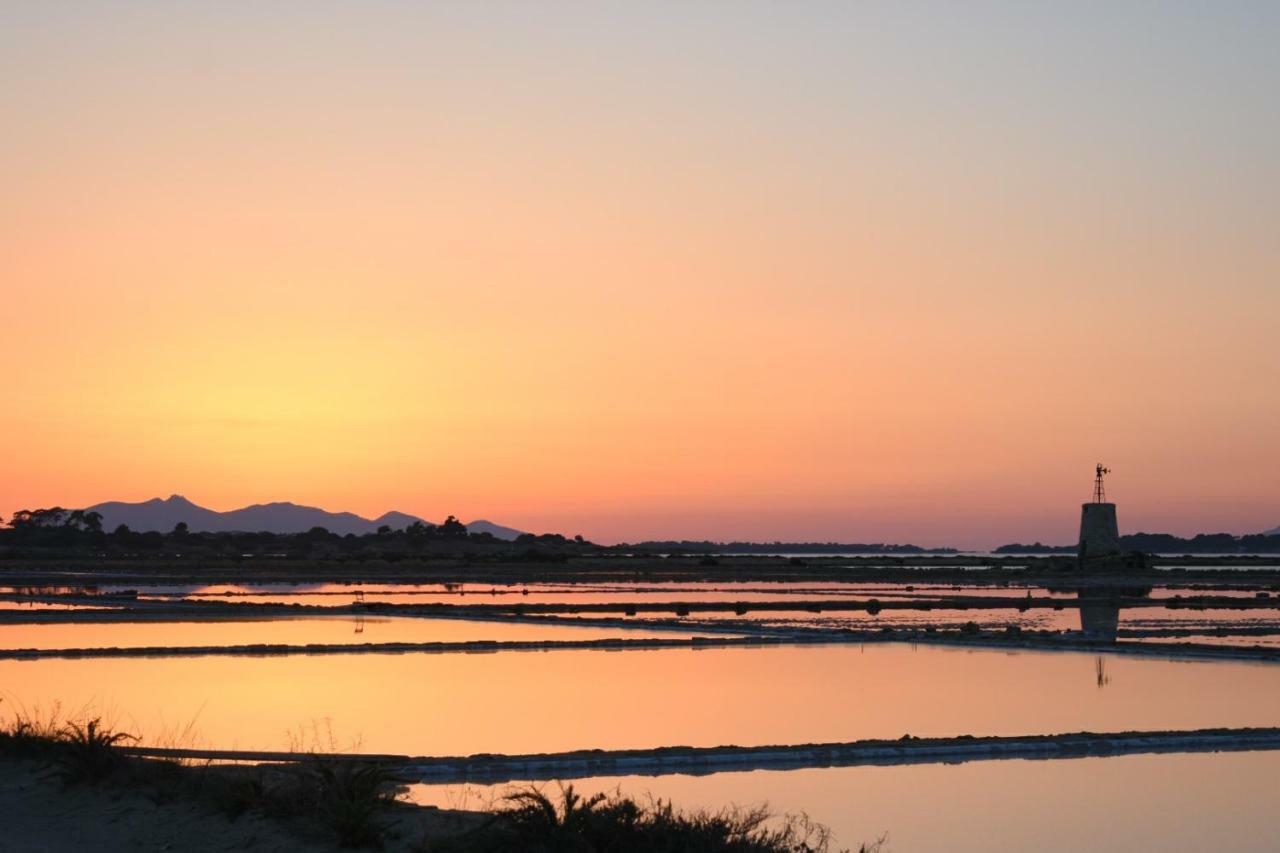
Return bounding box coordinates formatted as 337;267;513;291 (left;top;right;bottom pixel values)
2;702;138;783
204;769;269;820
0;700;64;759
55;718;137;784
316;761;398;848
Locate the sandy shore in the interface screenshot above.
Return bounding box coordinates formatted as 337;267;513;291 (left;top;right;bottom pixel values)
0;759;327;852
0;758;480;853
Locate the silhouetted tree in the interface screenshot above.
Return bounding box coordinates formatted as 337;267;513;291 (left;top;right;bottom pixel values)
9;508;70;529
63;509;103;532
405;520;435;539
440;515;467;538
173;521;189;536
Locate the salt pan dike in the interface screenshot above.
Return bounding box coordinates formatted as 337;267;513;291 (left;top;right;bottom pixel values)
5;643;1280;756
116;728;1280;785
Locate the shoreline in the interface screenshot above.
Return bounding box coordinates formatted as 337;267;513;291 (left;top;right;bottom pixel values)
112;727;1280;785
4;554;1280;590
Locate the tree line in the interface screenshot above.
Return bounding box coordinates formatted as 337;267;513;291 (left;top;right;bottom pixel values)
0;507;591;559
995;532;1280;554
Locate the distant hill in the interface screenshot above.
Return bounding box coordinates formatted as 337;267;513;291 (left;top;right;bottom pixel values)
465;519;525;541
87;496;228;532
1265;526;1280;537
373;511;428;531
84;495;524;538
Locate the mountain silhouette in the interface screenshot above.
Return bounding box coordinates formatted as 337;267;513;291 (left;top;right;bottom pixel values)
465;519;526;540
84;495;524;539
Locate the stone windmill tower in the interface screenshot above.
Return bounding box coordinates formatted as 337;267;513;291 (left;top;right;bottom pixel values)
1078;464;1121;568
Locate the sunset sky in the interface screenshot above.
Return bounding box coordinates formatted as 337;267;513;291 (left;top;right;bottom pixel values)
2;3;1277;548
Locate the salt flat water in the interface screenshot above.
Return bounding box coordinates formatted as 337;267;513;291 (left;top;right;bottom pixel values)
0;615;699;651
4;643;1278;755
410;750;1280;853
673;605;1280;633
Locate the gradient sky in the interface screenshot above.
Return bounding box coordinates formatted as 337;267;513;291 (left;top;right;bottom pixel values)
2;2;1277;548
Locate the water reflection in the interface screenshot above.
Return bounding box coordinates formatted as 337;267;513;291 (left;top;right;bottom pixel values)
9;579;1280;646
4;644;1277;755
408;751;1280;853
0;615;700;651
1064;585;1155;643
1079;598;1121;641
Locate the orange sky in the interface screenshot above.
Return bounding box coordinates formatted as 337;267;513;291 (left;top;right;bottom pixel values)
2;4;1278;547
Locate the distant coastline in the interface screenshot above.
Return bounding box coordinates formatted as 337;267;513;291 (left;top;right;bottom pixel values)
3;496;1279;557
995;532;1280;555
616;540;957;555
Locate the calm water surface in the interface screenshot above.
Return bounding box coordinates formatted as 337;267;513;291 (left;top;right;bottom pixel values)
410;750;1280;853
3;643;1277;754
0;615;699;651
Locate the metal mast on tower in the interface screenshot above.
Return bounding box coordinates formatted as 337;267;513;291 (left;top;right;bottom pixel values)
1092;464;1110;503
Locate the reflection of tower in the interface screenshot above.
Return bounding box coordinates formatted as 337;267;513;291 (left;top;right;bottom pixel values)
1078;464;1121;567
1094;656;1111;688
1078;596;1120;641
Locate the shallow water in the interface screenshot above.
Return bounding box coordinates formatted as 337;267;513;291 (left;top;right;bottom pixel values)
1129;635;1280;649
11;575;1280;645
12;579;1277;607
14;578;1276;606
665;608;1082;631
0;601;120;612
0;615;699;651
132;581;1049;607
409;750;1280;853
1120;609;1280;628
3;643;1278;754
664;604;1280;636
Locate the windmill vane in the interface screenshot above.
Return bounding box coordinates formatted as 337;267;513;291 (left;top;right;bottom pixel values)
1092;464;1111;503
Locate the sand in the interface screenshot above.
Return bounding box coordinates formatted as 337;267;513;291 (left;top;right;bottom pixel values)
0;759;323;852
0;759;480;853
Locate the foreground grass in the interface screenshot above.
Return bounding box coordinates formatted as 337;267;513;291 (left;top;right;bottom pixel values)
2;702;878;851
421;783;882;853
0;699;400;847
